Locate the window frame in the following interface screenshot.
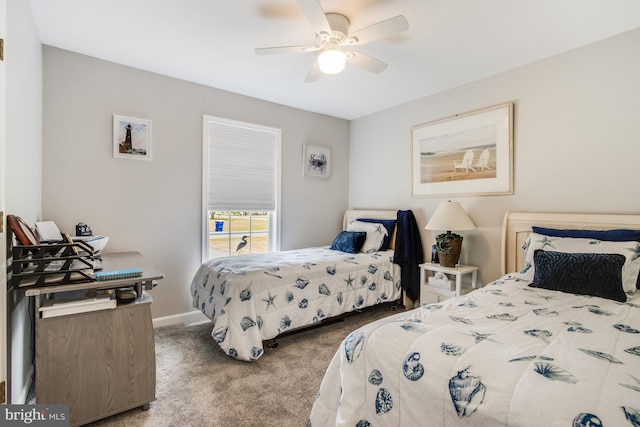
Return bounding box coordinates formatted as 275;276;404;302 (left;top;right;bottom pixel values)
202;115;281;262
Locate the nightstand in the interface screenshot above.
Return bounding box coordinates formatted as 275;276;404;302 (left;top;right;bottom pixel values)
419;262;480;306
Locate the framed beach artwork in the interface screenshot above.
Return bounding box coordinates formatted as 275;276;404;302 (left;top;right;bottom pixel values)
113;115;152;160
303;143;331;179
411;102;513;197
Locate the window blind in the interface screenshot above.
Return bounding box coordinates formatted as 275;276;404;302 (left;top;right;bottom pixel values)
207;119;278;211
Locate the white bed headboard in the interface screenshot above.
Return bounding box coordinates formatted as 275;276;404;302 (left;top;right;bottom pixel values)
343;209;398;250
502;211;640;275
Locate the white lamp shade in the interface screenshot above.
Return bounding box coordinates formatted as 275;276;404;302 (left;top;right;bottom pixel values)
425;201;476;231
318;43;346;74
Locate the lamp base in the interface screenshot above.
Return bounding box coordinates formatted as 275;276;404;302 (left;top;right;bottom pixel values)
435;232;463;268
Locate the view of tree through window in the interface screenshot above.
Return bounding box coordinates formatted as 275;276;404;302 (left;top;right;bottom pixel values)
208;211;269;258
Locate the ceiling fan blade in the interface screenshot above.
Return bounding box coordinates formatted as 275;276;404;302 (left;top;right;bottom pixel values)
346;51;388;74
297;0;332;35
304;61;322;83
348;15;409;45
255;45;319;55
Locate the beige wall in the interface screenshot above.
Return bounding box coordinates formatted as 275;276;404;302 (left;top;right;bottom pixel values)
349;28;640;285
41;47;350;320
3;0;43;404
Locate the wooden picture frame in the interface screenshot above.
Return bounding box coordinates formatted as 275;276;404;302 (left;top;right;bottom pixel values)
113;115;152;160
411;102;513;197
303;143;331;179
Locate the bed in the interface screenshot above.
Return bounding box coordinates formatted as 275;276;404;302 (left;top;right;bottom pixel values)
309;211;640;427
190;209;405;361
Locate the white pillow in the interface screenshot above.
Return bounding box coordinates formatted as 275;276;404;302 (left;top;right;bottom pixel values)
519;232;640;294
346;220;388;253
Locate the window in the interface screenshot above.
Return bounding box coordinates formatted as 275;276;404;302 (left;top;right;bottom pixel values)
207;211;269;258
203;116;281;260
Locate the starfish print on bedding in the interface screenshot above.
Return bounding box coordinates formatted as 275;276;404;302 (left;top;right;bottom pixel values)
261;292;276;310
537;236;557;249
627;242;640;261
461;330;499;344
344;274;355;288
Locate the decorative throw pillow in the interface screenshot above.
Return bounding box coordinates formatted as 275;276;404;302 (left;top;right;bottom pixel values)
356;218;397;251
530;250;627;302
532;226;640;242
532;226;640;290
330;231;366;254
346;220;388;253
520;233;640;294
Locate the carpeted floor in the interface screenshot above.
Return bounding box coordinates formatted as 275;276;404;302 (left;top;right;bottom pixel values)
88;302;404;427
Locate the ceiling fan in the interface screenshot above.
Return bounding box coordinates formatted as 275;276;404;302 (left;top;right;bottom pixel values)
255;0;409;82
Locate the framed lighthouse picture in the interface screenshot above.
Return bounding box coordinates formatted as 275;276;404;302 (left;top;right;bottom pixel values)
113;115;152;160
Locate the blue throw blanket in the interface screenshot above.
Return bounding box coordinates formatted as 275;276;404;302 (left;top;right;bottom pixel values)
393;209;424;302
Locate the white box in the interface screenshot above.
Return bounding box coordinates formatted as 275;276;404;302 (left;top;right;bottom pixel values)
420;289;450;306
428;276;454;291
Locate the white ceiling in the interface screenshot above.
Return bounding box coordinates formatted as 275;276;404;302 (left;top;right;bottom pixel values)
27;0;640;120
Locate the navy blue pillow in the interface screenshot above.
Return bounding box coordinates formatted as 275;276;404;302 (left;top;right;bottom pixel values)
532;226;640;291
357;218;397;251
530;250;627;302
532;226;640;242
330;231;366;254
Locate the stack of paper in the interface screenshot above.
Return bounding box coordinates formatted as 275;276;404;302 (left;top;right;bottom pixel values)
39;296;116;318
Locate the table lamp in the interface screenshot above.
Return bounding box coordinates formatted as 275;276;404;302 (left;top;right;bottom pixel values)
425;200;476;267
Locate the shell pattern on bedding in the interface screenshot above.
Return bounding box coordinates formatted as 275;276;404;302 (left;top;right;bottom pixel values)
309;275;640;426
190;246;401;361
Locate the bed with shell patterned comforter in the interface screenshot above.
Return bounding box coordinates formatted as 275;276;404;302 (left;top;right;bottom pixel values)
309;274;640;427
191;246;401;362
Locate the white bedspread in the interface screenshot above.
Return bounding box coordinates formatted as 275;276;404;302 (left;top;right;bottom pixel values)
191;247;401;361
309;275;640;426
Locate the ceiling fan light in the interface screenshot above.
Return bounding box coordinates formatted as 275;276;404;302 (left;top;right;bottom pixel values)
318;45;346;74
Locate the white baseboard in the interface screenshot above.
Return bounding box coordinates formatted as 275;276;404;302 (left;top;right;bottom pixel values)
152;310;211;328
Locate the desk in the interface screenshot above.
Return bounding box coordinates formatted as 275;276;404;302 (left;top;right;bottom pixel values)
28;251;164;426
